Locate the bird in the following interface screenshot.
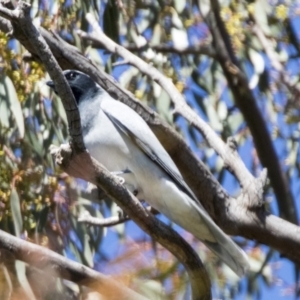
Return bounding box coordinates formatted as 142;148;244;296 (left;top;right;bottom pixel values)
47;70;249;276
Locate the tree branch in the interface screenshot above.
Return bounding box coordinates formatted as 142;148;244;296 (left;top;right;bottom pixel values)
0;230;148;300
78;206;158;227
84;37;217;57
203;0;298;224
78;210;130;227
229;202;300;265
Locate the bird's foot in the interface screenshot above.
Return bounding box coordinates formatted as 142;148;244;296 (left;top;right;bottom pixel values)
110;169;138;196
111;170;129;185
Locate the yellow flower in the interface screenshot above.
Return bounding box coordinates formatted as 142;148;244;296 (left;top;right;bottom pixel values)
247;3;255;15
176;81;185;93
184;19;194;27
276;4;288;20
135;90;144;100
220;7;232;21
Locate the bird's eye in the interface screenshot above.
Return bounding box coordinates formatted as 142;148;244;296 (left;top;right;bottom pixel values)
67;72;77;80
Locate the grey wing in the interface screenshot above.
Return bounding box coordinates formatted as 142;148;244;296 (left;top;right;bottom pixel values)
101;98;197;202
101;98;249;276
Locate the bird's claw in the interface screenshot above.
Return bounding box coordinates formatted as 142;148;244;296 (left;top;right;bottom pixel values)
114;175;125;185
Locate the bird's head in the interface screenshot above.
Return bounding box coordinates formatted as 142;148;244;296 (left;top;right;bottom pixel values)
46;70;98;104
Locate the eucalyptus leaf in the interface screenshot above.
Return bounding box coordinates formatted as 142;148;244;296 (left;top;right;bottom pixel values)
111;202;125;237
103;0;119;43
156;88;172;123
174;0;186;13
227;112;244;133
198;0;211;18
254;0;271;35
249;49;265;75
135;279;167;300
217;100;228;121
0;92;9;128
87;48;103;68
171;28;188;50
83;233;94;268
4;76;24;138
0;265;12;299
67;242;83;264
151;24;162;46
136;10;151;33
10;188;22;237
53;96;68;126
204;97;223;131
26;128;44;157
118;67;139;89
15;261;36;300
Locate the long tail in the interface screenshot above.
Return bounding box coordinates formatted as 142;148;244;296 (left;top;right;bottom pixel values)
191;201;249;277
204;236;249;277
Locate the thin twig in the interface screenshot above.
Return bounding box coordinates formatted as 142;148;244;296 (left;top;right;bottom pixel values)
78;210;130;226
78;206;158;227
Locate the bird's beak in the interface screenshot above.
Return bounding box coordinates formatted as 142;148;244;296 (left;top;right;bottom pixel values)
46;80;54;88
46;80;58;94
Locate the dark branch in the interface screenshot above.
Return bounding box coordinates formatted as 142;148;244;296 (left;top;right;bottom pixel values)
0;230;147;300
203;0;298;224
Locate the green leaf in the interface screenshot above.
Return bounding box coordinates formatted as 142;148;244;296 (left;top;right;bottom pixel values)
155;88;172;123
26;128;44;157
0;265;12;298
4;76;24;138
68;242;83;264
86;48;103;67
151;24;162;46
118;67;139;89
15;261;36;300
10;188;22;237
204;96;223;132
103;0;119;44
0;84;10;128
134;279;167;299
174;0;186;13
227;112;244;133
111;202;125;237
254;0;271;35
198;0;211;18
53;97;68;126
83;233;94;268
